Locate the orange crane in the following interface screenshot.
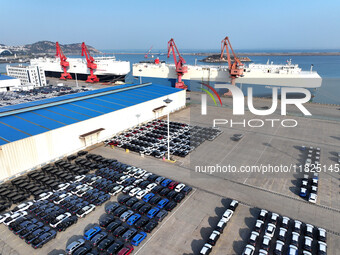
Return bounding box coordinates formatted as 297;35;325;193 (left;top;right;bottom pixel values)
81;42;99;83
167;38;188;90
220;36;244;84
55;42;72;80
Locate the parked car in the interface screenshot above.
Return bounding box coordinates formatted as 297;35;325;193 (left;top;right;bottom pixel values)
207;230;220;246
90;231;108;247
66;238;85;254
84;226;101;240
258;209;268;221
222;209;233;221
76;204;96;218
265;223;276;238
242;244;255;255
249;231;259;246
31;230;57;248
199;243;212;255
274;240;285;255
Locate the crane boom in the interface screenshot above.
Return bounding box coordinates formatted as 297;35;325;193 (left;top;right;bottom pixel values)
220;36;244;83
144;46;153;58
55;42;72;80
81;42;99;83
167;38;188;90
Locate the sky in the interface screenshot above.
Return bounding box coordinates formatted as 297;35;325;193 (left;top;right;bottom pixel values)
1;0;340;51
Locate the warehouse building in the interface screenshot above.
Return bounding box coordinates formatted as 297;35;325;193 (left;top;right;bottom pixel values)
0;74;21;92
0;83;186;181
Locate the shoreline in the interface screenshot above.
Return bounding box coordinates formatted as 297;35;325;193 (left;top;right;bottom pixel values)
112;52;340;56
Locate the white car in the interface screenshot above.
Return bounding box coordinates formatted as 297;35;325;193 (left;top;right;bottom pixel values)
311;185;318;193
318;241;327;254
318;227;327;241
294;220;302;232
222;209;233;221
136;190;149;199
249;231;259;245
258;249;268;255
262;236;271;250
270;213;279;224
76;186;93;197
254;220;264;233
146;183;157;192
282;216;290;228
87;176;102;185
274;240;285;254
117;175;129;184
305;224;314;237
309;193;317;203
33;192;53;202
122;185;134;194
175;183;186;193
76;204;96;218
258;209;268;220
128;168;139;177
3;211;27;226
129;187;142;197
71;184;88;194
242;244;255;255
11;202;33;213
74;175;86;183
291;232;300;246
54;193;73;204
50;212;72;228
278;227;287;241
133;179;143;186
55;183;71;192
288;245;298;255
199;243;212;255
134;169;146;178
304;236;313;251
302;251;312;255
110;185;124;196
0;213;12;224
142;172;152;180
265;223;276;238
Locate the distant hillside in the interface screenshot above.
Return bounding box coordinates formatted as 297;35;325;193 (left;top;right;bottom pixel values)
0;41;101;55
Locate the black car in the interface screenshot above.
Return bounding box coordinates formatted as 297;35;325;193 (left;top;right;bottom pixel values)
112;225;129;238
131;201;145;212
181;186;192;195
19;222;44;238
57;216;78;231
113;206;128;217
106;240;124;254
106;220;122;233
164;201;177;212
9;216;33;231
143;220;158;233
166;190;177;199
149;196;162;205
99;214;115;228
135;217;149;229
25;226;50;244
125;197;139;207
139;181;150;189
159;188;171;197
174;193;185;203
138;204;152;215
13;221;33;235
105;202;120;214
118;195;131;204
97;237;115;252
147;174;159;182
90;231;108;246
151;186;163;194
154;210;168;222
121;228;138;242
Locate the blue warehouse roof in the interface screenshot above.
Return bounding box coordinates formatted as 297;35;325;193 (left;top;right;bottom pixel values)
0;74;16;80
0;83;181;145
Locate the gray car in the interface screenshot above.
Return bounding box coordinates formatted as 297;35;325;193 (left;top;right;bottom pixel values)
120;210;134;222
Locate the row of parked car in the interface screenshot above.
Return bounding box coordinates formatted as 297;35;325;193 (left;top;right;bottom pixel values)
242;209;327;255
299;173;319;204
105;119;222;159
303;146;321;168
200;200;239;255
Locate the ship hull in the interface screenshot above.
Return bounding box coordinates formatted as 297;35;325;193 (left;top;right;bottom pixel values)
138;76;319;98
45;71;126;83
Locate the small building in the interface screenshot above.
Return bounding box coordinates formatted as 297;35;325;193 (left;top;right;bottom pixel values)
0;74;21;92
6;64;47;87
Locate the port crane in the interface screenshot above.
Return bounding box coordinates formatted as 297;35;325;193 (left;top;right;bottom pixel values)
167;38;188;89
81;42;99;83
220;36;244;84
55;42;72;80
144;46;154;58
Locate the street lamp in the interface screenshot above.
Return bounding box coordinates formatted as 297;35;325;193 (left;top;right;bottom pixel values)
136;113;141;125
163;98;173;160
74;65;78;88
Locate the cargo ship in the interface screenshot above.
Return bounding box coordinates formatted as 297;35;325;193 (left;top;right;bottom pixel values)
133;59;322;96
31;56;130;83
133;38;322;97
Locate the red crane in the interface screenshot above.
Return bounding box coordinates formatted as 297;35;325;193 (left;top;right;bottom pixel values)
144;46;153;58
81;42;99;83
220;36;244;84
167;38;188;90
55;42;72;80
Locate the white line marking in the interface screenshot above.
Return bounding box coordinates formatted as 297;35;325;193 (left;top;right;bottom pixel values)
134;189;197;255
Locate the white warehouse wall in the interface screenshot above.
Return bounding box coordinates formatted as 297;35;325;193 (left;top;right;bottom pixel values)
0;90;186;181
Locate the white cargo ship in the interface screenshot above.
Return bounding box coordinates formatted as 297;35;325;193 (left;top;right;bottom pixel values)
31;56;130;82
133;59;322;96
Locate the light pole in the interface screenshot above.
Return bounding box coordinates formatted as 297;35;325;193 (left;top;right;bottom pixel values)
136;113;141;125
74;65;78;88
163;98;173;160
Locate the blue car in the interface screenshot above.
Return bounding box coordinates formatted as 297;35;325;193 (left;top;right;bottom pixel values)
147;207;160;219
299;187;307;198
84;226;101;240
131;231;147;246
142;193;155;203
127;213;141;226
161;179;172;187
157;198;169;209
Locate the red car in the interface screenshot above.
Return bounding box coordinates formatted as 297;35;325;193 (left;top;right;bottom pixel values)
168;181;179;190
117;244;134;255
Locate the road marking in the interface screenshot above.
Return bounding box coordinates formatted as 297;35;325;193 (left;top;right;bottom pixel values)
134;189;197;255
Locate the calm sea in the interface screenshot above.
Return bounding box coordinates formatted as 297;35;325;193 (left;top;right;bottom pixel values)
1;53;339;105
